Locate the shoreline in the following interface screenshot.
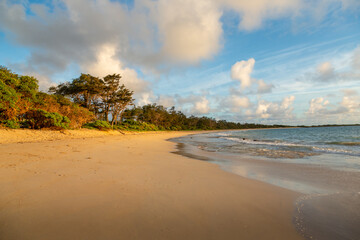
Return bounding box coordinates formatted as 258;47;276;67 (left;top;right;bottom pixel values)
0;127;296;145
172;130;360;240
0;130;302;239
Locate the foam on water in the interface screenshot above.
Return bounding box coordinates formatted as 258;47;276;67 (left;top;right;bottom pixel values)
172;126;360;172
171;126;360;240
209;126;360;159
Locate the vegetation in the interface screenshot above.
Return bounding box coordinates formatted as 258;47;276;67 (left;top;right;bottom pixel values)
24;109;70;129
1;66;287;131
121;104;286;130
49;73;133;126
0;66;93;129
83;120;112;130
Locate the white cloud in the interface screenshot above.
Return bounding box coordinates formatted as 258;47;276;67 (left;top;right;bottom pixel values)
170;94;211;115
83;44;149;94
342;89;357;96
230;96;251;108
155;0;223;63
137;92;154;106
156;95;176;108
82;44;152;104
192;96;210;115
230;58;274;93
219;0;302;31
257;79;274;94
1;0;359;80
220;95;251;113
245;109;253;117
231;58;255;89
25;71;55;91
256;101;271;119
303;89;360;124
316;61;335;81
307;97;330;115
340;94;360;113
303;47;360;83
306;90;359;117
255;96;295;119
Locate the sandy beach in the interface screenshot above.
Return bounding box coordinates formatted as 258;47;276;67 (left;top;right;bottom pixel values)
0;130;302;239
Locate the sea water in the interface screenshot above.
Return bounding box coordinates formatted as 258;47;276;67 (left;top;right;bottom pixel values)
173;126;360;173
171;126;360;195
173;126;360;240
171;126;360;239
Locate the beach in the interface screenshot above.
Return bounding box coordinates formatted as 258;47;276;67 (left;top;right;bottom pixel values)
0;130;302;240
172;128;360;240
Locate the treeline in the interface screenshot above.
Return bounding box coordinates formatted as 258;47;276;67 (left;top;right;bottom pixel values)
121;104;285;130
0;66;286;130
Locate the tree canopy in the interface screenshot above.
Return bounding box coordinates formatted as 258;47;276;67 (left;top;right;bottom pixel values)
1;66;93;129
50;73;134;126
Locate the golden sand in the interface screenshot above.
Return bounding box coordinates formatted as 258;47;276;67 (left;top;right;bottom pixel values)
0;130;302;239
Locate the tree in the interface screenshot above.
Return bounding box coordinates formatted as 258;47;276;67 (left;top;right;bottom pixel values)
109;85;134;126
0;66;39;121
100;74;134;123
49;73;103;113
50;73;134;124
0;67;94;129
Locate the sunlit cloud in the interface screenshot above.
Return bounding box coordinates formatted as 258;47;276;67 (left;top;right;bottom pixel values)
231;58;255;89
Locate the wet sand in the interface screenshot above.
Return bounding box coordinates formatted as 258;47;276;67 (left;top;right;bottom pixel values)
294;193;360;240
172;138;360;240
0;131;302;240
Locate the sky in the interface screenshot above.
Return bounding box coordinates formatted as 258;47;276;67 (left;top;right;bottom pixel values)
0;0;359;125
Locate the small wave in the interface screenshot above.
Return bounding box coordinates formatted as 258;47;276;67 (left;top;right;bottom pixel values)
312;146;358;155
328;142;360;146
215;133;231;137
222;137;303;147
222;137;360;157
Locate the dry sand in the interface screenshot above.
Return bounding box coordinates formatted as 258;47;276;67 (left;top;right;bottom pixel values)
0;128;131;144
0;130;303;240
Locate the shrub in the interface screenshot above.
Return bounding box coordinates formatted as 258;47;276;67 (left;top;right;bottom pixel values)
114;120;160;131
1;120;20;129
24;109;70;129
0;67;94;130
83;120;112;130
0;80;20;121
34;93;94;128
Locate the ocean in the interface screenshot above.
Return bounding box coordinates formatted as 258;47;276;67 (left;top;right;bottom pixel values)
176;126;360;173
171;126;360;240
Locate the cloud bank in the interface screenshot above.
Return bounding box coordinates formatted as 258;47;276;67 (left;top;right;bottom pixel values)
1;0;358;86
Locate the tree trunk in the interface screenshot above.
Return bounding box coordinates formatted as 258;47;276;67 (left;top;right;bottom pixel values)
111;112;119;127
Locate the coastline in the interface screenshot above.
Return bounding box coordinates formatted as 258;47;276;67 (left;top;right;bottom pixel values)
172;130;360;240
0;130;302;239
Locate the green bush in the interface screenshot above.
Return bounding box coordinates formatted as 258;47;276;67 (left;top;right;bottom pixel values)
83;120;112;130
24;109;70;129
114;120;160;131
1;120;20;129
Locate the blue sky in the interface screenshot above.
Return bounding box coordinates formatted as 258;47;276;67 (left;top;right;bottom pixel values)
0;0;359;125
